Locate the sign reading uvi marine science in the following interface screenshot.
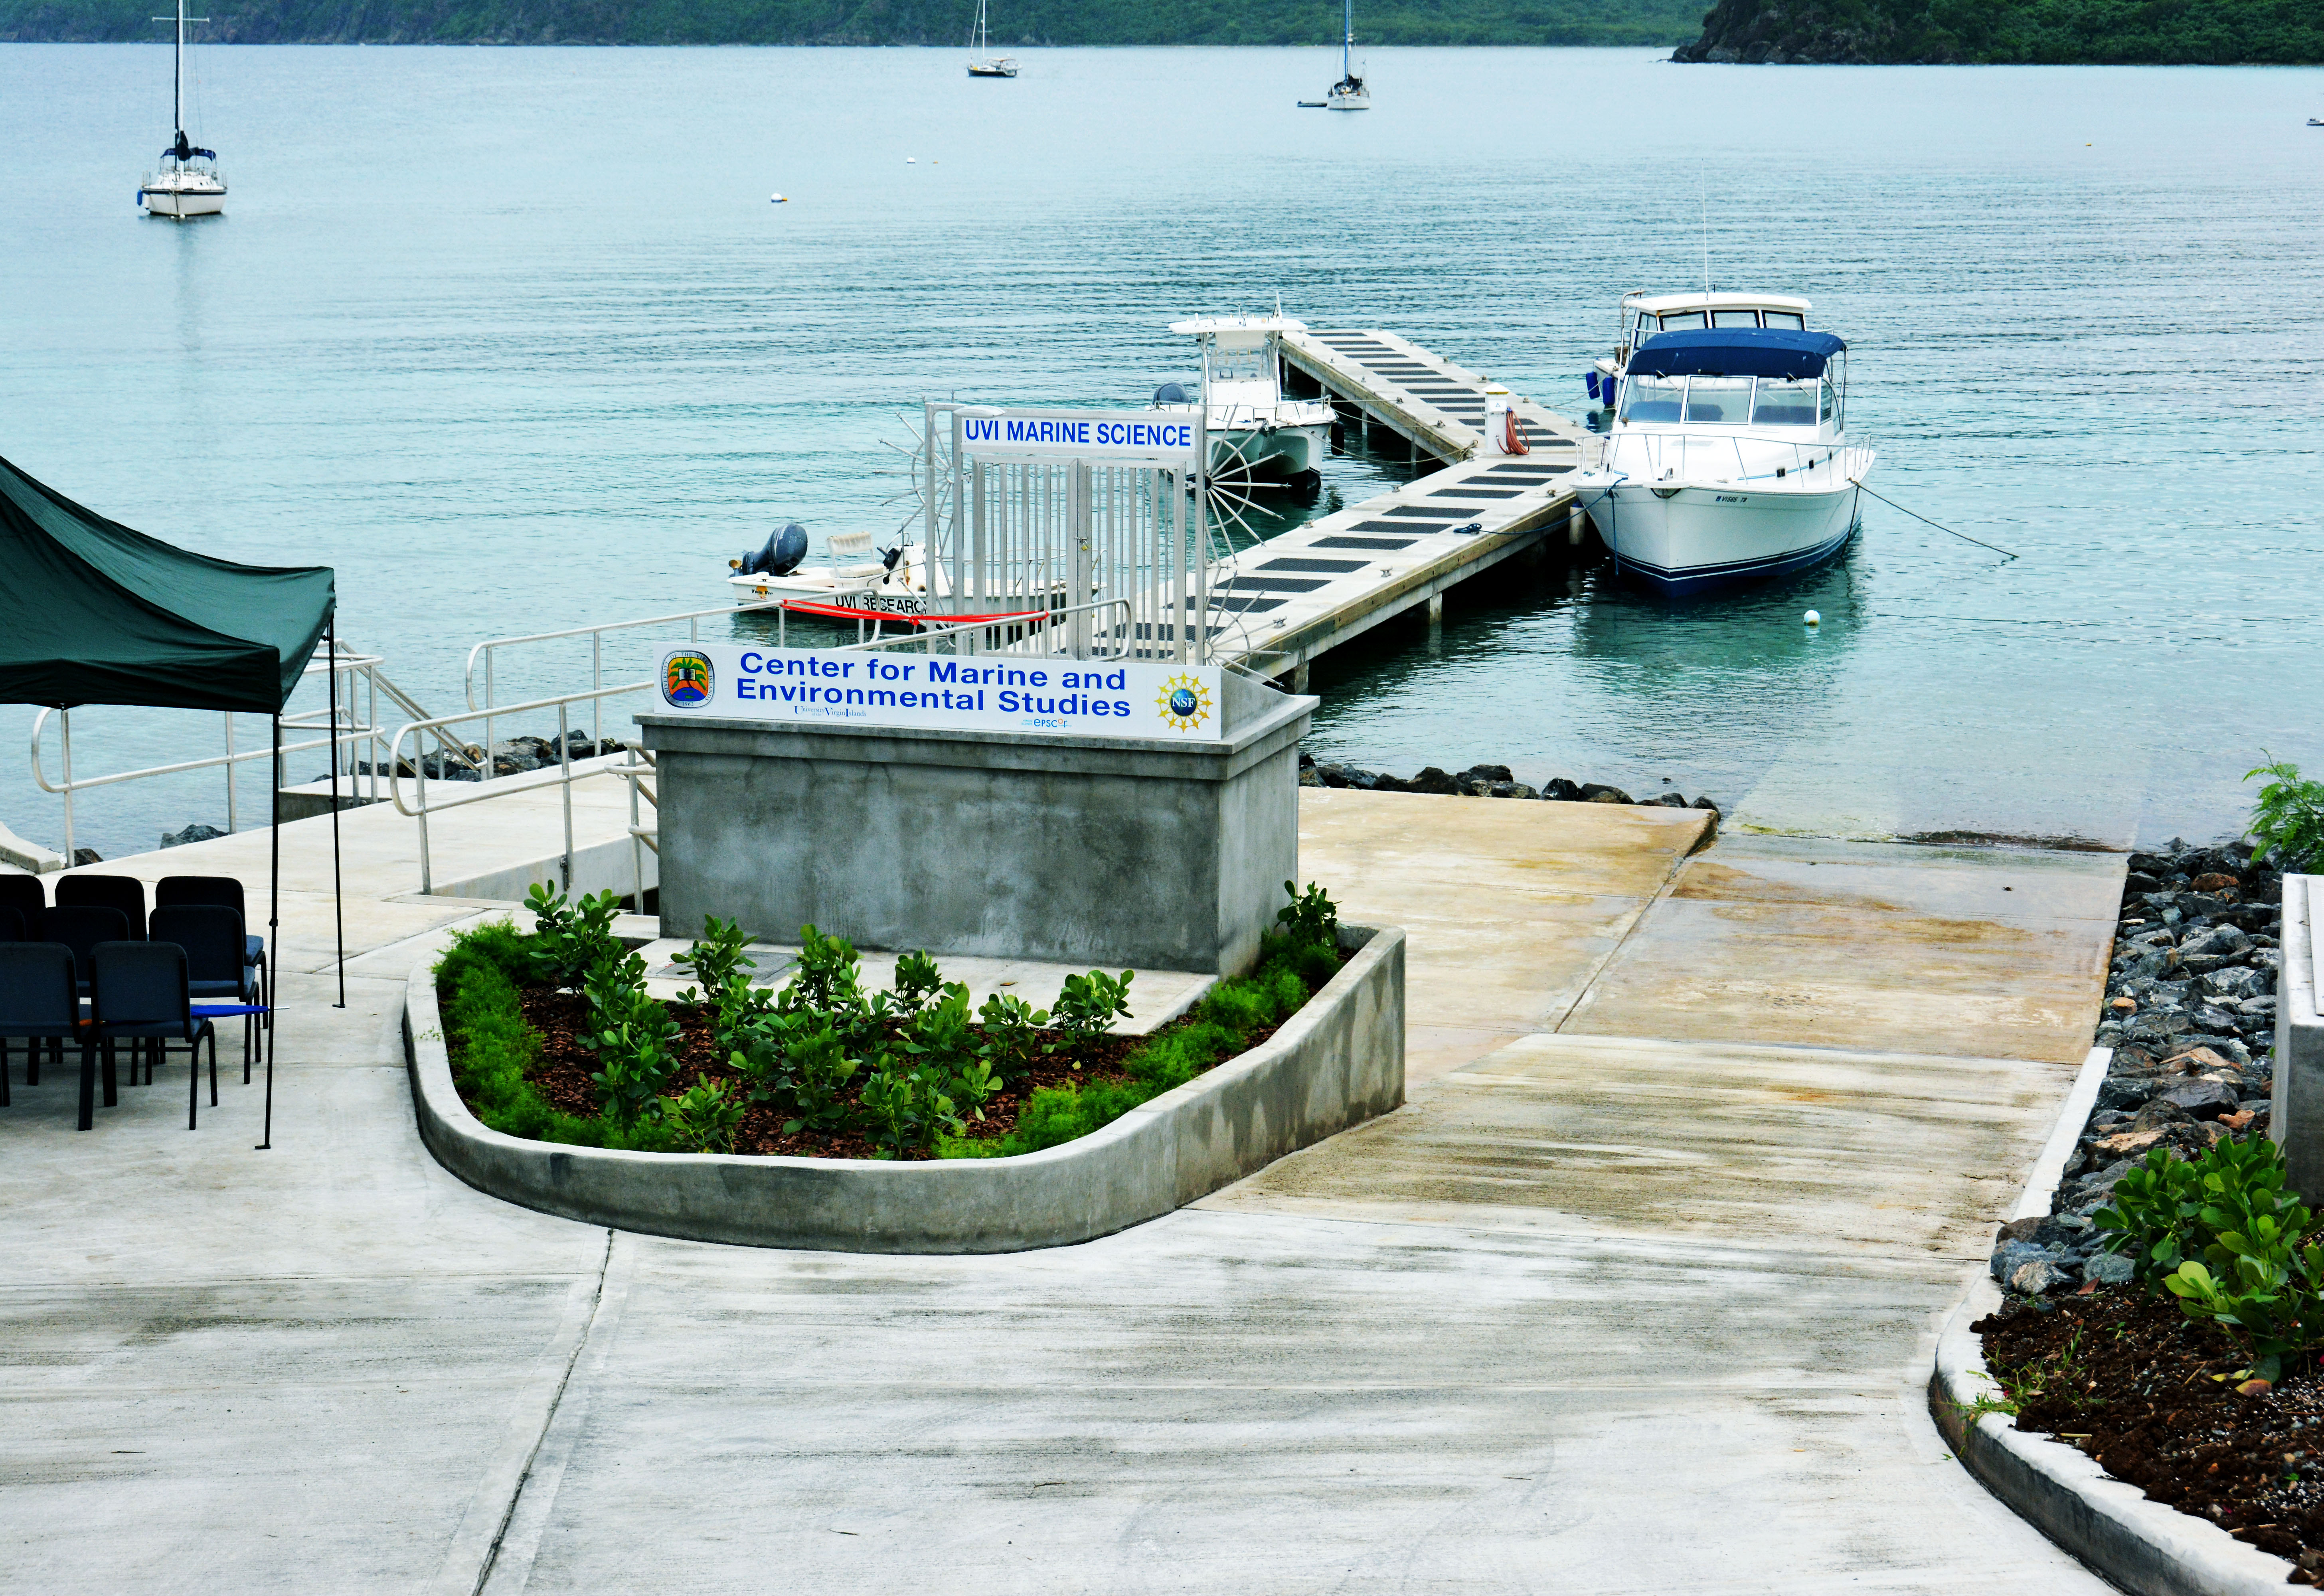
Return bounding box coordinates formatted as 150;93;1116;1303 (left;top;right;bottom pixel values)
656;644;1224;742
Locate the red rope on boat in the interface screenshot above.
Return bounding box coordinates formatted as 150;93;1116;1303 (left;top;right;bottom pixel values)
770;597;1059;627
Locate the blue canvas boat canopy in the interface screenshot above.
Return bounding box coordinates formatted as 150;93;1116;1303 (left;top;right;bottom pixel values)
1628;329;1847;381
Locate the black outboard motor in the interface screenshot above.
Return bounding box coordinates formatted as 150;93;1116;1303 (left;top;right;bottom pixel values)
737;522;808;578
881;545;905;573
1152;381;1196;406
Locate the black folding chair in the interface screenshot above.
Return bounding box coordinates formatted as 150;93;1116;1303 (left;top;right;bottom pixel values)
156;876;266;1047
90;941;215;1130
0;906;22;942
57;875;146;939
0;873;42;923
0;942;105;1124
150;904;261;1083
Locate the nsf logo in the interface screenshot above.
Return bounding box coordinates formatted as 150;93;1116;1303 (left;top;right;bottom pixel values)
661;650;714;707
1155;672;1213;733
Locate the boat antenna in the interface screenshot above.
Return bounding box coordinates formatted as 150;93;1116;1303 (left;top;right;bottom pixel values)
1700;164;1711;296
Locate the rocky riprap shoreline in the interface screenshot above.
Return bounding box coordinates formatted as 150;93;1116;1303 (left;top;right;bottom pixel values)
1990;839;2284;1296
1298;754;1722;819
356;731;626;784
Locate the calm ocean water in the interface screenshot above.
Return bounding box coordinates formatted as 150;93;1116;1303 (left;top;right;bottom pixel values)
4;43;2321;859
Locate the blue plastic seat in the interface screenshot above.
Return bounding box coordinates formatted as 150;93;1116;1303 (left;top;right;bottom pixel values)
149;904;260;1083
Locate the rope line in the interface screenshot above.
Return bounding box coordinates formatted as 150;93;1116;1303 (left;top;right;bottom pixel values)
1852;480;2020;560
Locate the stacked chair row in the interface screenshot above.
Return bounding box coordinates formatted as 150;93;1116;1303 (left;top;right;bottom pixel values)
0;873;270;1131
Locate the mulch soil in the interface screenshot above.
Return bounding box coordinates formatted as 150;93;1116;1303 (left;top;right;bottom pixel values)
1974;1288;2324;1581
510;984;1300;1161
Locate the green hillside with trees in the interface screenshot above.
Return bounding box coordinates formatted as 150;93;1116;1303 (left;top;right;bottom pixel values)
1673;0;2324;62
0;0;1705;45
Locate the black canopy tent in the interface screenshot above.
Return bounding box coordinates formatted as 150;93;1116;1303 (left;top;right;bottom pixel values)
0;451;344;1148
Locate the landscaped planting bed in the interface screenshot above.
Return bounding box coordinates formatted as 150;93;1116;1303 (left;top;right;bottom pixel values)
435;880;1350;1161
1960;763;2324;1583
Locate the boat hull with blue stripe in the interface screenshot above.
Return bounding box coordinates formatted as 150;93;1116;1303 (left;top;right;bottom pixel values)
1575;326;1872;596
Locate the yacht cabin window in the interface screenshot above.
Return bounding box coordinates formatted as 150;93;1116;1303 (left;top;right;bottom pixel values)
1620;374;1685;423
1205;345;1268;384
1764;311;1806;329
1820;378;1836;423
1658;311;1708;331
1711;310;1760;328
1683;377;1753;424
1751;378;1820;426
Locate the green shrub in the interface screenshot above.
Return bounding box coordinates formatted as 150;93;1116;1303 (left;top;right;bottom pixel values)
582;950;683;1126
666;1076;745;1154
672;914;769;1045
1275;878;1340;951
2247;756;2324;872
1052;969;1135;1043
522;882;623;993
434;921;667;1152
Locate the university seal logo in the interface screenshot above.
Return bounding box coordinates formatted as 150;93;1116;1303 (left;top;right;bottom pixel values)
1154;672;1213;733
662;650;714;707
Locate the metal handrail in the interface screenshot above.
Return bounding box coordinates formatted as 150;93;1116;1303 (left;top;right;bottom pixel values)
23;642;447;862
387;679;656;896
834;595;1137;657
464;596;793;759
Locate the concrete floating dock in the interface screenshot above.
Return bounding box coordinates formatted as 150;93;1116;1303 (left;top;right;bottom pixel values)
1205;328;1601;684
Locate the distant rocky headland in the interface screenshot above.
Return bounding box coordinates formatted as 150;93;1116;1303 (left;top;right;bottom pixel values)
0;0;1700;46
1673;0;2321;63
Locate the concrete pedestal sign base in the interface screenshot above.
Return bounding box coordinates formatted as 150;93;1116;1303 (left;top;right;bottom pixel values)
404;924;1404;1253
638;670;1314;976
2277;873;2324;1201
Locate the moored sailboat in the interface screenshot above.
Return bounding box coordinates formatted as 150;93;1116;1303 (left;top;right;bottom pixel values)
1326;0;1368;109
139;0;225;219
966;0;1018;77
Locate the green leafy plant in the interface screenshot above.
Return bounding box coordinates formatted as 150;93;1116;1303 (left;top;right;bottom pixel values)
858;1055;960;1159
1276;879;1340;950
2094;1148;2209;1279
672;914;769;1044
2247;755;2324;872
666;1076;746;1154
581;951;683;1125
523;882;624;993
889;950;945;1019
733;1015;862;1137
786;924;866;1017
1052;969;1135;1045
976;991;1051;1073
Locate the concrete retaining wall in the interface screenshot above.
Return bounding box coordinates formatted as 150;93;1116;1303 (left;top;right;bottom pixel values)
2275;874;2323;1201
403;924;1404;1253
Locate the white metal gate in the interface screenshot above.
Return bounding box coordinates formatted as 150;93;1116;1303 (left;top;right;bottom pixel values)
920;402;1215;662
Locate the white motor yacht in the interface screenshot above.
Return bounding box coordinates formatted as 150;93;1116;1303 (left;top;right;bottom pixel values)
1586;290;1810;411
1157;316;1335;489
139;0;225;219
1571;328;1873;595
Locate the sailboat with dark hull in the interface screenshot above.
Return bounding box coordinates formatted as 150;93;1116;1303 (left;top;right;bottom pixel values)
139;0;225;218
966;0;1018;77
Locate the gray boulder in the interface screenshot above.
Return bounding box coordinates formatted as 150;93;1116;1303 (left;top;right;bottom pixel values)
2084;1251;2136;1286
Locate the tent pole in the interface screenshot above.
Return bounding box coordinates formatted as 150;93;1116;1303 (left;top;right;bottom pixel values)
60;709;74;863
259;714;279;1152
328;620;346;1009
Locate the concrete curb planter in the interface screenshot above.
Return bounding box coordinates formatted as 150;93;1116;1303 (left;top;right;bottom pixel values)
402;924;1405;1253
1928;1046;2298;1596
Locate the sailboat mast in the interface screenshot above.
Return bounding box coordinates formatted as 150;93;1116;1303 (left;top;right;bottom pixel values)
174;0;184;135
1342;0;1352;79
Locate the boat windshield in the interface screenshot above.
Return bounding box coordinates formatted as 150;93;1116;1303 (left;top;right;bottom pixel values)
1683;377;1753;424
1207;345;1267;384
1658;311;1707;331
1620;375;1684;423
1711;310;1759;328
1765;311;1806;329
1751;378;1820;426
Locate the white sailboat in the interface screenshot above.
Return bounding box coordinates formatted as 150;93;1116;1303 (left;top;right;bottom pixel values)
1326;0;1368;109
966;0;1018;77
139;0;225;219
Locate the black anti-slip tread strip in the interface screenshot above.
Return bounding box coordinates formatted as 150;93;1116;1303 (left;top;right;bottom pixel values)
1429;487;1523;498
1222;575;1330;593
1376;505;1473;519
1314;535;1415;549
1259;557;1370;573
1198;596;1287;614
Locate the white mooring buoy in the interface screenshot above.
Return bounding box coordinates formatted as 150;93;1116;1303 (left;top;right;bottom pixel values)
1803;610;1822;626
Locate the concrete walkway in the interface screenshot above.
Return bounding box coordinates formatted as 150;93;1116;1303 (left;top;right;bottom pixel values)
0;791;2124;1592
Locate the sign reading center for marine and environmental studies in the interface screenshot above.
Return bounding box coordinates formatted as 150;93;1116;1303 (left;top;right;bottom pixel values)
957;408;1199;465
657;644;1224;742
